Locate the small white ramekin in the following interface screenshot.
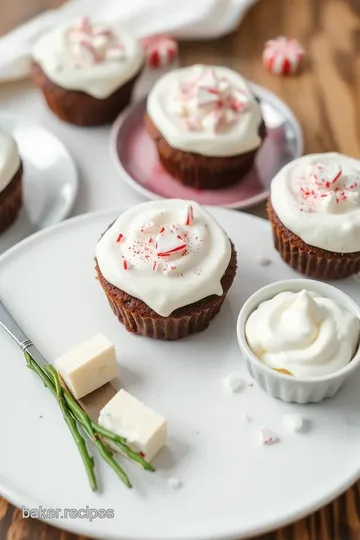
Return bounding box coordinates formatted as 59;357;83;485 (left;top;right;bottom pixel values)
237;279;360;404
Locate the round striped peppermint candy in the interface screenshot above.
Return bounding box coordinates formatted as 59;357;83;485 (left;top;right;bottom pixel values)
263;36;304;75
141;34;177;69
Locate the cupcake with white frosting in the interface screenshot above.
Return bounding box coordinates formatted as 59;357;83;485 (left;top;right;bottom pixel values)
95;199;237;340
267;153;360;279
0;128;22;234
145;65;266;190
32;17;144;126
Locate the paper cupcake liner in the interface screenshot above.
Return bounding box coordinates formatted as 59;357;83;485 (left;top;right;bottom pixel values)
144;113;266;190
32;62;143;127
104;289;226;340
0;164;23;234
267;201;360;279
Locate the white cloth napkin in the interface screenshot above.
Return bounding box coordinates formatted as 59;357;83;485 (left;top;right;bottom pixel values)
0;0;256;82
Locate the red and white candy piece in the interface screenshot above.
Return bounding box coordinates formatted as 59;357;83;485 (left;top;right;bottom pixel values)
230;88;249;112
75;16;91;33
311;163;342;188
76;40;99;64
202;109;223;133
156;226;186;257
197;68;219;90
259;427;279;445
183;204;194;226
196;87;220;108
141;34;177;69
263;36;304;76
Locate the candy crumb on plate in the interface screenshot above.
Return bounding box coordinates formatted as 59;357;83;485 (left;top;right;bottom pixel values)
223;372;244;392
263;36;305;75
167;477;183;490
257;256;272;266
282;414;305;433
260;427;279;445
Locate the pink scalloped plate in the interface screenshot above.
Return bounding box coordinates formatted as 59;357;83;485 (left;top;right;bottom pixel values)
110;83;303;209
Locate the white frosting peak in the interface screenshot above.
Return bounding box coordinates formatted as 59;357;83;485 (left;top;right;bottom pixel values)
0;128;20;193
271;153;360;253
147;65;263;157
95;200;232;317
245;290;360;378
33;17;143;99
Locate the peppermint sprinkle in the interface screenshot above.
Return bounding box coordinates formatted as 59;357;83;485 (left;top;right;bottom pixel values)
184;204;194;226
248;382;254;387
259;427;279;445
116;233;124;243
152;261;158;271
123;260;129;270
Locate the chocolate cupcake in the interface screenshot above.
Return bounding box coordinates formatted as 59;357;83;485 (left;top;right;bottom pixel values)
145;65;266;190
267;153;360;279
0;128;22;234
32;17;144;126
95;199;237;340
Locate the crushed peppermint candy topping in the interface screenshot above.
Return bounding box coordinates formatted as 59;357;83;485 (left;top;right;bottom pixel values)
116;204;208;274
66;17;126;67
295;162;360;213
171;68;250;133
156;226;187;257
259;427;279;445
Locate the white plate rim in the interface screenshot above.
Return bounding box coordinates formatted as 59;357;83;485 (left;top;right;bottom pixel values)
0;208;358;540
0;113;79;225
109;83;304;210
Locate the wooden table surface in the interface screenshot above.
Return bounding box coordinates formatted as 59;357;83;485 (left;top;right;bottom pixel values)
1;0;360;538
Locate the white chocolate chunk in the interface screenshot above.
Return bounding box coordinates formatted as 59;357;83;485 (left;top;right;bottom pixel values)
54;334;118;399
99;389;167;461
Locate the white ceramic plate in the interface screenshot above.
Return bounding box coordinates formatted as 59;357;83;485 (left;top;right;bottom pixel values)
110;84;303;210
0;114;78;253
0;208;359;540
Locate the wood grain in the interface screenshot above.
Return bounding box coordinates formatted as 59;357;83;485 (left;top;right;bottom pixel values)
1;0;360;538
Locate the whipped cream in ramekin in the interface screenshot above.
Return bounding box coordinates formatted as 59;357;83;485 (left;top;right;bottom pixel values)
245;289;360;378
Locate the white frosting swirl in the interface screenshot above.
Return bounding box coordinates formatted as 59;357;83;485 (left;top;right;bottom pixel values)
33;17;144;99
147;65;263;157
95;200;232;317
0;128;20;193
245;290;360;378
271;153;360;253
